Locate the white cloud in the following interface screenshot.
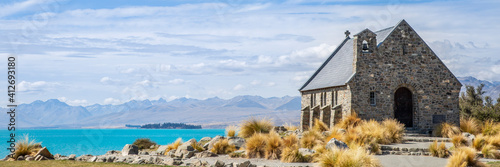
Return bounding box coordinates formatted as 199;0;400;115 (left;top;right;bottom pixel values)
168;78;185;84
103;97;121;105
266;82;276;87
18;81;60;92
100;77;121;84
233;84;245;91
250;80;261;85
0;0;54;18
58;97;89;106
135;80;152;87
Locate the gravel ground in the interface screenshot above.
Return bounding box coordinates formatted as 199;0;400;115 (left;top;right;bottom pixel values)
185;155;316;167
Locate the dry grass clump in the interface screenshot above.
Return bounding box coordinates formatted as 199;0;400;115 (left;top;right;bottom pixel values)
317;147;381;167
300;130;324;149
325;127;345;143
280;146;311;163
312;119;330;132
191;139;205;152
472;134;487;151
132;138;157;150
225;125;238;137
211;139;236;154
433;122;460;138
265;132;283;160
356;120;389;144
482;120;500;136
481;144;500;159
382;119;405;143
451;134;469;148
239;118;273;138
487;135;500;148
429;141;450;158
284;123;298;131
164;138;182;154
446;147;486;167
337;113;361;130
460;117;481;135
245;133;267;158
282;133;298;148
14;135;42;159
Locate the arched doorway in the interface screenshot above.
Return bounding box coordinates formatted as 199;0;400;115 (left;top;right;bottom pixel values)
394;87;413;127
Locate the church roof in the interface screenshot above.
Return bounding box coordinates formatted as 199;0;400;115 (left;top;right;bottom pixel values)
299;24;397;91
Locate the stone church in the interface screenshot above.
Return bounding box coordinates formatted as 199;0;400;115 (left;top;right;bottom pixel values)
299;20;462;132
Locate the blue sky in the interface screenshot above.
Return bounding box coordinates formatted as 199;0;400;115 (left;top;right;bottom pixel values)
1;0;499;106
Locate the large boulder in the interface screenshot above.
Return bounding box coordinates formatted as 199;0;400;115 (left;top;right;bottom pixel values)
122;144;139;156
325;138;349;150
211;160;225;167
176;139;196;154
156;145;169;155
68;154;76;160
34;147;54;159
163;158;183;166
200;137;212;143
195;151;217;158
75;154;93;161
228;137;246;149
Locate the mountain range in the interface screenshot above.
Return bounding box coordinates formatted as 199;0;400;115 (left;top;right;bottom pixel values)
2;76;498;129
0;95;301;129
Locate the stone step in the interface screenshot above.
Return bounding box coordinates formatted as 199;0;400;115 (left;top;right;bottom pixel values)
380;145;431;156
404;137;451;142
404;133;431;137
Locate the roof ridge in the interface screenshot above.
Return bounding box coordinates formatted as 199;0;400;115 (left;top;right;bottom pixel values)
374;26;394;33
299;37;351;91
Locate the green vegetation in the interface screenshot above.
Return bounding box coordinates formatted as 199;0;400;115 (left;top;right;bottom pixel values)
132;138;156;150
460;84;500;121
140;122;201;129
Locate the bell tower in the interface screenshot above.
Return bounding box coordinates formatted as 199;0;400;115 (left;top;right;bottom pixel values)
353;29;377;73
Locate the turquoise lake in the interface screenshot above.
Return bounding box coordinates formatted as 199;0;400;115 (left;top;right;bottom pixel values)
0;129;225;157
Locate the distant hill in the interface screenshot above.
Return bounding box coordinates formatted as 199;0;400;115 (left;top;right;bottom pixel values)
0;95;301;129
458;76;500;101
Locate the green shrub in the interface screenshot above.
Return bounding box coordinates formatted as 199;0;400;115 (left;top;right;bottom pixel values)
132;138;157;150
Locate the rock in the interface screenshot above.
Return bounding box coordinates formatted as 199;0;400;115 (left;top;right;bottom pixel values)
150;145;156;149
191;159;206;167
150;151;157;155
122;144;139;156
25;156;35;161
298;148;315;156
228;137;246;149
167;149;176;157
34;147;54;159
200;137;212;143
156;145;169;155
152;157;163;165
54;154;61;159
235;160;255;167
205;135;224;150
195;151;217;158
114;157;126;163
75;154;93;161
88;156;97;162
212;160;225;167
139;150;149;155
16;155;24;161
463;132;475;146
68;154;76;160
273;126;287;133
106;150;120;155
325;138;349;150
176;139;196;154
131;158;146;164
164;158;183;166
96;156;107;162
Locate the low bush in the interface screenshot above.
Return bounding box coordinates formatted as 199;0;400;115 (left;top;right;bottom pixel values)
429;141;450;158
473;134;487;151
482;120;500;136
239;118;273;138
265;132;283;160
336;113;361;130
282;133;298;148
382;119;405;143
246;133;267;158
211;139;235;154
132;138;157;150
446;147;486;167
164;138;182;154
317;147;381;167
481;144;500;159
451;134;469;148
280;146;310;163
300;130;324;149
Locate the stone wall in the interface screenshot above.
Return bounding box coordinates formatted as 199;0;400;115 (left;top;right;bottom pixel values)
300;86;351;131
347;21;462;130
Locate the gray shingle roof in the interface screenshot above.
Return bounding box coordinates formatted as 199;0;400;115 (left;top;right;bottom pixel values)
299;26;396;91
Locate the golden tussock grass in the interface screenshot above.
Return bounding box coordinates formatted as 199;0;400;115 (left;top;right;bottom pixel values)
282;133;298;148
487;135;500;148
14;135;42;159
225;125;238;137
164;138;182;155
280;146;311;163
381;119;405;143
481;144;500;159
300;130;324;149
429;141;450;158
482;120;500;136
312;119;329;132
451;134;469;148
460;117;481;135
446;147;486;167
336;113;361;130
316;147;381;167
433;122;460;138
190;139;205;152
325;127;345;144
264;132;283;160
211;139;236;154
245;133;267;158
284;123;298;131
239;118;274;138
472;134;487;151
